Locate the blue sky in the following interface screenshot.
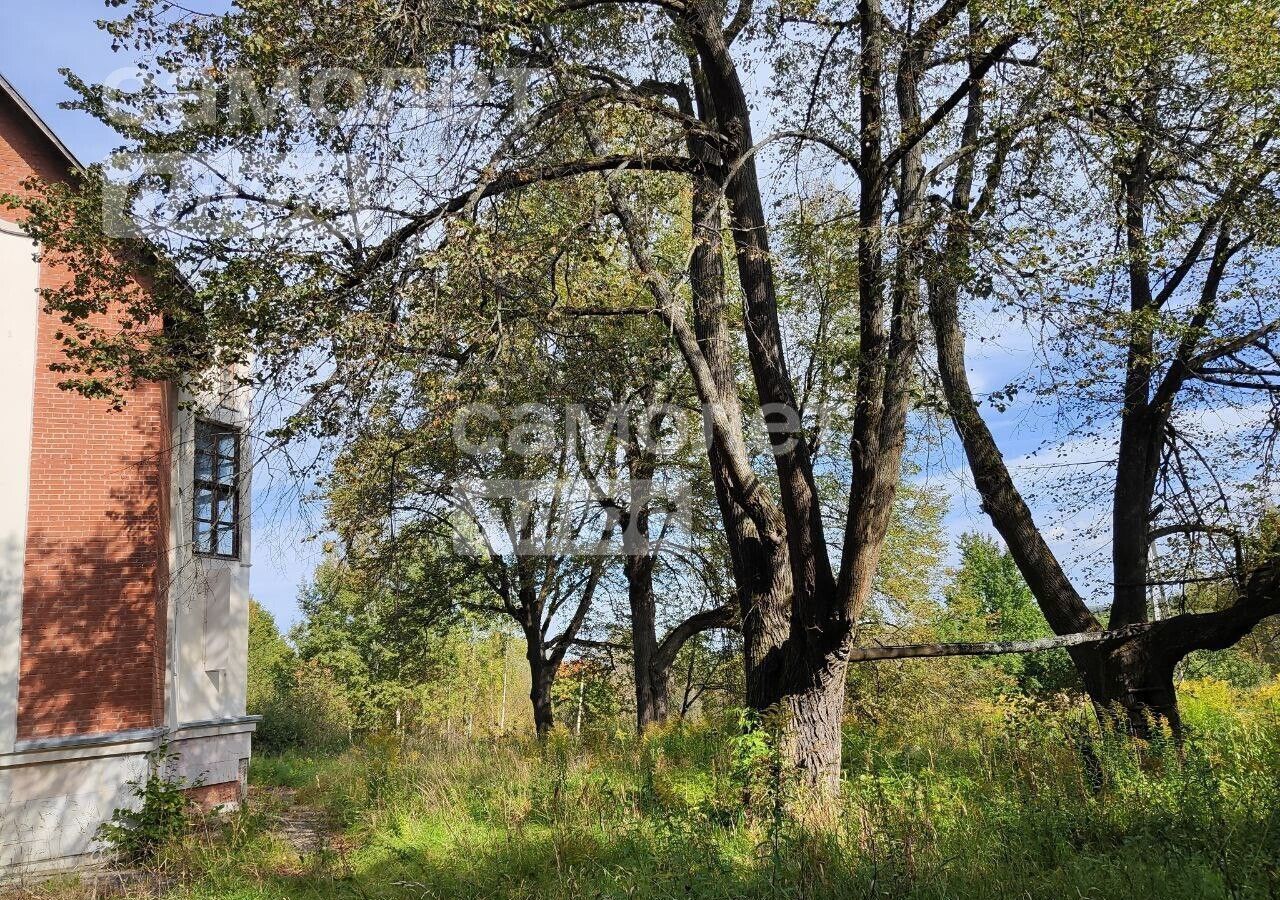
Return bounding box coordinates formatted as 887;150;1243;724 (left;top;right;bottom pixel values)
2;3;124;163
3;2;1111;630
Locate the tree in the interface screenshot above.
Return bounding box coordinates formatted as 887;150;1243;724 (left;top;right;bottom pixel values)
246;595;358;750
246;599;296;716
924;0;1280;732
322;312;625;737
566;312;739;732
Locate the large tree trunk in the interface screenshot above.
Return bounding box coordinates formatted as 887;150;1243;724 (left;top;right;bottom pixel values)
1110;412;1160;629
784;676;847;795
683;7;850;792
1100;565;1280;735
682;72;802;730
924;154;1260;735
1071;641;1180;737
930;100;1274;732
526;638;557;737
755;655;848;794
626;551;666;731
686;166;808;754
606;90;804;747
687;195;794;719
638;669;670;730
1110;150;1162;630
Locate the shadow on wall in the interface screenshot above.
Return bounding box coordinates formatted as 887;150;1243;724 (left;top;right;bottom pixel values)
17;439;169;740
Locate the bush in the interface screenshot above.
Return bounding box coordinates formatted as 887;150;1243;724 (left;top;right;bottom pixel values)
95;744;196;866
253;660;355;753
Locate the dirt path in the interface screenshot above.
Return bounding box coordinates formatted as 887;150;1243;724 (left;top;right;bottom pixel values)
262;788;339;865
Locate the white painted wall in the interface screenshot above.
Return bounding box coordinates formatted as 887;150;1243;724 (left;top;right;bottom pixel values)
168;387;252;728
0;721;253;873
169;727;253;791
0;749;148;870
0;263;258;874
0;222;39;756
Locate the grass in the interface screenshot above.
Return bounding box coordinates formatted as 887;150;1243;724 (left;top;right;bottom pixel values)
103;678;1280;899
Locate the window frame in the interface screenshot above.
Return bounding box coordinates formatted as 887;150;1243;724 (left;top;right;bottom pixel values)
193;419;242;561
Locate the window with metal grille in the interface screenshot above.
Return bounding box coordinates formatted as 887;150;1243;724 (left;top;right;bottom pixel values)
194;420;240;559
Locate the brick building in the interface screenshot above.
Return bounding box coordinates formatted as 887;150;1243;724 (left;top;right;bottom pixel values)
0;74;255;873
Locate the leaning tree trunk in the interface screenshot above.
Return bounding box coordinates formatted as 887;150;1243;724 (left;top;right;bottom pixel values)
929;222;1189;734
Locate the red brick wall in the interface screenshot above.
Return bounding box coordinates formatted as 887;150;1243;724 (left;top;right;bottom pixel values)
0;91;172;740
185;780;243;811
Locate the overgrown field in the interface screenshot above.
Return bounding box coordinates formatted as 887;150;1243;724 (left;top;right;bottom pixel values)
61;678;1280;900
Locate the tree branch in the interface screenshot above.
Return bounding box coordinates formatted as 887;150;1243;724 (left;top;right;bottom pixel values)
653;603;739;673
882;35;1019;177
848;625;1151;661
340;154;701;293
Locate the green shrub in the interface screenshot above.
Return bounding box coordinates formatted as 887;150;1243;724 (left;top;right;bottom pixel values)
253;660;354;753
95;744;196;866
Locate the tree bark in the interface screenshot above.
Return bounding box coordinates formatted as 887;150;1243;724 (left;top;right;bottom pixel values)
1072;639;1180;737
779;667;847;796
928;272;1102;637
675;0;967;791
684;1;836;616
1110;128;1162;629
679;1;851;793
926;263;1198;730
624;530;668;730
624;512;736;730
526;633;558;737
